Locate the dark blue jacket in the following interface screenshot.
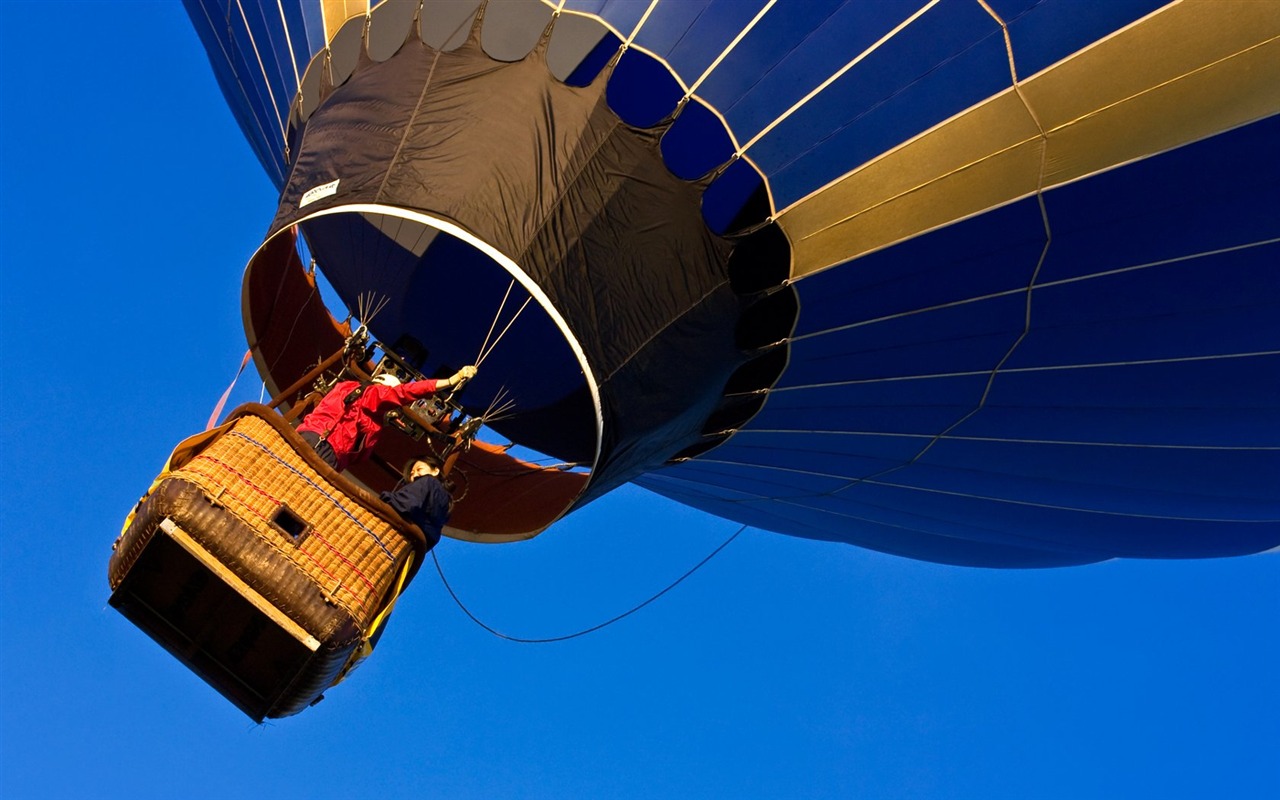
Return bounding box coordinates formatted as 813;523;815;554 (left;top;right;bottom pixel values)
381;476;451;548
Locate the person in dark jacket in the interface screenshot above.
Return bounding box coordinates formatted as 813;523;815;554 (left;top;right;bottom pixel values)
380;455;454;549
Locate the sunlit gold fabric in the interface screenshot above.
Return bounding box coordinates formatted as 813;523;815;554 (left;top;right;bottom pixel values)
782;0;1280;279
322;0;368;41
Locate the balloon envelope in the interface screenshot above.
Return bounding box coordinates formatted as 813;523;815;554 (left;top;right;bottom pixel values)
185;0;1280;566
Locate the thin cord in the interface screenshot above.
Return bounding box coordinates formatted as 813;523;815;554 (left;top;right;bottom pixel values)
433;523;749;643
477;296;533;368
475;280;516;367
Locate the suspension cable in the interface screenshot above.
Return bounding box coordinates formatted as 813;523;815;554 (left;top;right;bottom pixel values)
433;523;749;643
475;279;515;366
477;296;533;368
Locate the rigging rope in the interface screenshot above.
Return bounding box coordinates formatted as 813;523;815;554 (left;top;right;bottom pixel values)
433;523;748;643
477;296;533;368
475;279;515;367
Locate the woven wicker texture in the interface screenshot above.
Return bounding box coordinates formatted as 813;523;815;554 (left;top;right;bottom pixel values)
171;414;413;625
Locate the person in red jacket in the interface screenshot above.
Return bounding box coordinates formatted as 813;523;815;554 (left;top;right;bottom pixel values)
297;365;476;472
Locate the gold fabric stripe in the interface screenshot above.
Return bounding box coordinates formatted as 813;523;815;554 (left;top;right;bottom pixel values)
782;0;1280;280
321;0;368;42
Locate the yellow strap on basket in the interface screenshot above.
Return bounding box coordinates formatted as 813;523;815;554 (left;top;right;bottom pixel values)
359;552;415;660
329;551;416;688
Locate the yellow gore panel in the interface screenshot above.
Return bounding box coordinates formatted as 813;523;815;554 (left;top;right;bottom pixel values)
781;0;1280;279
322;0;369;42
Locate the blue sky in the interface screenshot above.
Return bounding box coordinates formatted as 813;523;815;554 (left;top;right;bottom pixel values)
1;3;1277;798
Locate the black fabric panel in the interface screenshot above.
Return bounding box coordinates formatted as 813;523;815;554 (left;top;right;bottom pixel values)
272;26;777;499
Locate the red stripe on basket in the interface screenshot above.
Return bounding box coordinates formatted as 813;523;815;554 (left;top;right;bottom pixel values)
294;544;369;613
306;529;379;599
194;456;379;602
183;459;369;613
195;455;283;506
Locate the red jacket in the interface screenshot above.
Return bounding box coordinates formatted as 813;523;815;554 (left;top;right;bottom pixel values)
296;379;442;471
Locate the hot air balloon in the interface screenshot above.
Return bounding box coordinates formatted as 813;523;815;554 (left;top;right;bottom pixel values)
187;0;1280;563
109;0;1280;718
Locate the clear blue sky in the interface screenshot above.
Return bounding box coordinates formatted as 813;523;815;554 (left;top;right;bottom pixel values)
1;3;1276;798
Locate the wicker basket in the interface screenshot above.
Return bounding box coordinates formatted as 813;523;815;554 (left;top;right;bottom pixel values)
109;404;427;720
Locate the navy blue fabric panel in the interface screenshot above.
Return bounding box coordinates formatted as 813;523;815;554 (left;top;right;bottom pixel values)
704;430;923;476
787;484;1122;553
989;352;1280;419
277;1;315;70
746;398;975;441
895;438;1279;512
991;0;1171;78
237;0;294;139
632;0;763;83
640;462;1277;561
784;293;1028;384
694;0;857;131
299;0;326;54
701;158;765;233
607;48;685;126
639;458;850;498
822;480;1279;558
972;354;1280;447
838;481;1274;557
185;0;289;186
1039;117;1280;284
571;0;648;40
748;374;991;435
617;0;709;53
784;327;1014;388
1011;247;1280;369
792;199;1046;337
662;99;736;180
774;353;978;398
761;5;1009;207
225;2;285;175
639;470;762;504
950;386;1279;449
740;478;1088;551
636;469;1109;566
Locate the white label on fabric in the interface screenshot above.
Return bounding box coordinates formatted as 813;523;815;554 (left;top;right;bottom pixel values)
300;179;340;207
